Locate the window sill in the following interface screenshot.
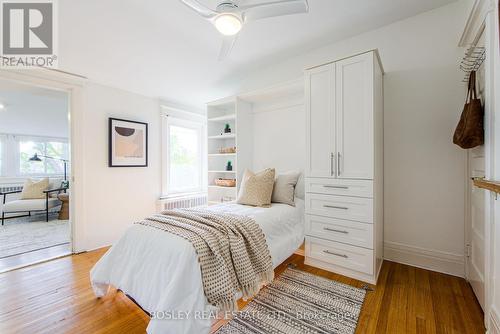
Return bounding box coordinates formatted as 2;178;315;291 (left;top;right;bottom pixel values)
159;191;207;200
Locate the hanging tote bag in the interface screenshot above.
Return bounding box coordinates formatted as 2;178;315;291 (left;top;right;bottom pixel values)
453;70;484;149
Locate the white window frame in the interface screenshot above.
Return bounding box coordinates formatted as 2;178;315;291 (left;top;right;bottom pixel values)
161;107;206;197
0;134;5;177
0;133;69;178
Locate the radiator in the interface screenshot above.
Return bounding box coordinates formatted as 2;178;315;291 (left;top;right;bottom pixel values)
0;185;23;193
157;194;207;212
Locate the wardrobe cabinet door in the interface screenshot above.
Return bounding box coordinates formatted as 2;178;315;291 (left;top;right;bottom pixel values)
335;53;374;180
306;64;335;178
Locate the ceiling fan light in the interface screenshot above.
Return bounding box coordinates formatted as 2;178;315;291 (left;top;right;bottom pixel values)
214;13;242;36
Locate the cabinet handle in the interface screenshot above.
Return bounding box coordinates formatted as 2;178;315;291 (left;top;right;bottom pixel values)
323;204;348;210
323;185;348;189
330;153;335;176
323;227;349;234
323;250;348;258
337;152;342;176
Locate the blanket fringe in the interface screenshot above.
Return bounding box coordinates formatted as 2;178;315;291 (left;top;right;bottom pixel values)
215;270;275;312
217;297;239;313
240;270;275;299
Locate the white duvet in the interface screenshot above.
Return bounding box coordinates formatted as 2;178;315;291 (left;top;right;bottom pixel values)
90;200;305;334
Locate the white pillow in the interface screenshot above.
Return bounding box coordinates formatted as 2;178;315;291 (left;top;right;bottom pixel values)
20;178;49;200
237;168;276;207
271;171;301;206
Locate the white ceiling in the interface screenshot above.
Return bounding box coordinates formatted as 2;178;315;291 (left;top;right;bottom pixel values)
58;0;457;109
0;80;68;137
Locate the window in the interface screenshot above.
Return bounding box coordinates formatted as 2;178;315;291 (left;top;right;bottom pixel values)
0;135;4;176
18;137;68;176
162;112;205;196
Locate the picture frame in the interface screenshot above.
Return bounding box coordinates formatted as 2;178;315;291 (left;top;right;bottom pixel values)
108;118;148;167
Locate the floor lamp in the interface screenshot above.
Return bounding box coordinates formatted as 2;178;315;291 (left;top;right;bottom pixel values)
29;153;69;181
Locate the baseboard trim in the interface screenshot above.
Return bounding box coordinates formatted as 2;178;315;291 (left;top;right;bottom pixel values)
384;241;465;277
489;307;500;334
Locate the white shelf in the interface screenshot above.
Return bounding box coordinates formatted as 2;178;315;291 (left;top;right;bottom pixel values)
208;134;236;140
208;114;236;122
208;153;236;157
208;185;237;190
208;170;236;173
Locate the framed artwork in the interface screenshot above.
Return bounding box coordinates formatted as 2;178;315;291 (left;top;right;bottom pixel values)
109;118;148;167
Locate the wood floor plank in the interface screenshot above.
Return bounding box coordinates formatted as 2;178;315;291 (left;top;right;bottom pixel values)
0;248;485;334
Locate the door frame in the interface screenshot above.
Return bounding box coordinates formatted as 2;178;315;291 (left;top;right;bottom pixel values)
460;0;498;328
0;68;87;253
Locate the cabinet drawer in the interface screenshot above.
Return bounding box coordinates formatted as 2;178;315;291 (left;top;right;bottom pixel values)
305;193;373;223
306;178;373;198
305;236;374;275
306;215;373;249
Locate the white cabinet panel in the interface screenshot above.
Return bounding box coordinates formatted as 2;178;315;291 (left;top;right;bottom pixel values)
305;177;373;198
306;236;374;275
306;193;373;223
306;215;374;249
305;64;335;178
335;53;374;179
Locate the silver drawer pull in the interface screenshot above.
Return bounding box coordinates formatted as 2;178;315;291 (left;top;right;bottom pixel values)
323;185;349;189
323;205;349;210
323;250;348;258
323;227;349;234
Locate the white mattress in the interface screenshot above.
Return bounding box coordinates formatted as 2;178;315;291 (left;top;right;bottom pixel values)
90;200;305;334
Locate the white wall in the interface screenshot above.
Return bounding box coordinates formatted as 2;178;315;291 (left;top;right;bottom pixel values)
80;83;161;250
228;1;470;276
252;103;305;173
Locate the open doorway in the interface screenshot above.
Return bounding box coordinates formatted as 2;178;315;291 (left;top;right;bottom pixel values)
0;80;71;272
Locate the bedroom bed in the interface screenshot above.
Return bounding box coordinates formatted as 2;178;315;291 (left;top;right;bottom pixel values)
90;198;305;334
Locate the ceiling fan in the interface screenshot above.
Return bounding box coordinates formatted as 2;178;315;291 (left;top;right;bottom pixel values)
180;0;309;60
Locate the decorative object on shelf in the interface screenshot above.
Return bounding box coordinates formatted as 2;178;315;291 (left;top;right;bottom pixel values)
226;161;233;171
214;178;236;187
219;146;236;154
224;123;232;133
453;71;484;149
29;153;69;181
109;118;148;167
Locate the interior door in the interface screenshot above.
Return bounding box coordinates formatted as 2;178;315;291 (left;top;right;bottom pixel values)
305;64;335;178
335;53;374;179
467;146;485;310
465;43;487;308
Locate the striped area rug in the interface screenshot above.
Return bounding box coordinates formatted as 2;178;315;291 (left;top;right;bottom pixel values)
215;267;366;334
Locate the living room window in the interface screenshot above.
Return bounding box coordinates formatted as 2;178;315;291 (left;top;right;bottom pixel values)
0;135;4;176
18;138;68;176
0;134;69;178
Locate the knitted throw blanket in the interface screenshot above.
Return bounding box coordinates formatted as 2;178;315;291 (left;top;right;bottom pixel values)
135;209;274;312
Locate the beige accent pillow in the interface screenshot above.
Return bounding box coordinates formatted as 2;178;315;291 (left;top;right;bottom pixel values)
237;168;276;207
272;171;301;206
20;178;49;200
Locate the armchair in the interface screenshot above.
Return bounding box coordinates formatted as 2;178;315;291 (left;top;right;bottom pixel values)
1;187;68;225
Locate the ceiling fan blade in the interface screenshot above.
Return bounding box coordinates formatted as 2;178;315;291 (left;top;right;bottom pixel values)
238;0;308;22
180;0;216;18
218;35;238;61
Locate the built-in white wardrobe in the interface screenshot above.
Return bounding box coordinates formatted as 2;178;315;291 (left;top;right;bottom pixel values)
304;50;384;284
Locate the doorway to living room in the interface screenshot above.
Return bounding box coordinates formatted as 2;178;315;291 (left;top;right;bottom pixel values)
0;80;71;272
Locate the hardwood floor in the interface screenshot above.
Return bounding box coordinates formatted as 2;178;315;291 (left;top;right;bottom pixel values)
0;243;71;273
0;248;485;334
